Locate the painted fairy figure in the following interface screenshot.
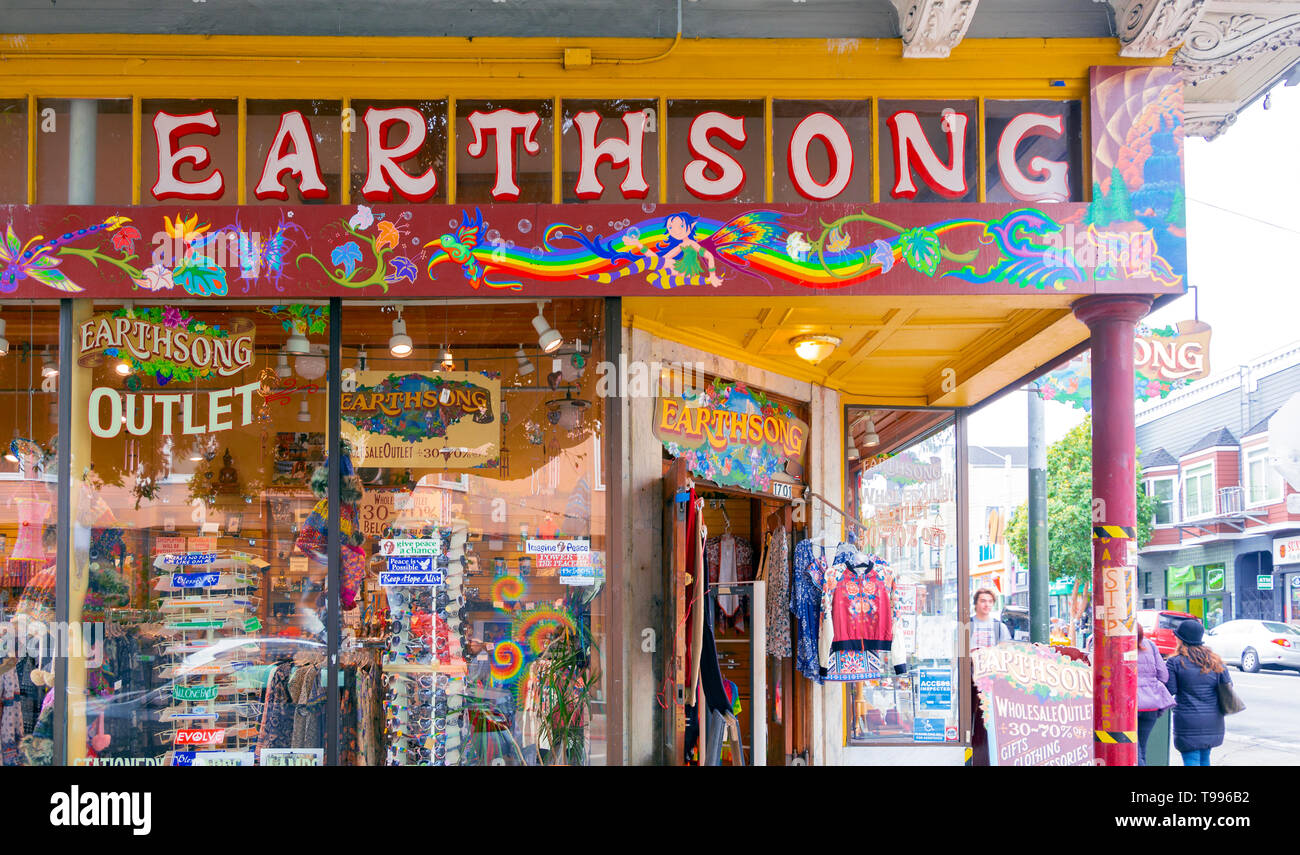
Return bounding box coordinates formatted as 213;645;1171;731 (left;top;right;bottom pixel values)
625;212;722;288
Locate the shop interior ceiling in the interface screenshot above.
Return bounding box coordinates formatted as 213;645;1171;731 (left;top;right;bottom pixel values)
847;408;950;458
0;0;1115;39
623;295;1085;410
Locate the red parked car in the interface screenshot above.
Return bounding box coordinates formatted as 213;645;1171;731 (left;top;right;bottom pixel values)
1136;609;1197;657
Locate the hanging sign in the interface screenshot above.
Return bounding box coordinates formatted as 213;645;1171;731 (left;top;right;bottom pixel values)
1258;575;1275;591
380;556;444;586
342;371;501;470
379;538;440;557
972;642;1093;767
1038;320;1211;411
155;536;188;554
654;379;808;491
174;728;226;747
1274;535;1300;566
173;685;220;702
162;552;219;566
170;571;221;588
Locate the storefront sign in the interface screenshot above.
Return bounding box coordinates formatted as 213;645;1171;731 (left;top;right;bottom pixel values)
912;717;946;742
771;482;793;500
1274;535;1300;566
916;667;952;710
260;748;324;766
155;536;188;554
655;380;807;491
77;308;255;379
972;642;1093;767
188;537;217;552
342;371;500;470
525;539;590;555
87;381;263;440
379;538;440;556
173;684;220;702
161;552;218;566
243;617;262;632
170;571;221;588
192;751;256;766
1039;320;1211;411
379;571;444;587
1258;575;1275;591
174;728;226;747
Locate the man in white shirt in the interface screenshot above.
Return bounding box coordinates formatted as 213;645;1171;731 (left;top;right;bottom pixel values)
969;587;1011;650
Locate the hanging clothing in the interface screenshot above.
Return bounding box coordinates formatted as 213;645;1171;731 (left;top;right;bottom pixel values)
790;539;826;684
819;553;906;682
288;662;325;749
704;534;753;618
0;668;21;765
257;662;295;754
764;526;791;658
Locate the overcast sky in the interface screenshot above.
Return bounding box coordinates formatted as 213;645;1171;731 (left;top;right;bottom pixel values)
969;82;1300;448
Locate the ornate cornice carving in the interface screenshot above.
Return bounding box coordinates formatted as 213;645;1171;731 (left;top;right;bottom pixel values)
894;0;979;59
1176;9;1300;86
1110;0;1208;57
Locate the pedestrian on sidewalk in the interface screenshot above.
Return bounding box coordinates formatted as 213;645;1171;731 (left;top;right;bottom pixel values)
1163;619;1231;767
1136;622;1175;765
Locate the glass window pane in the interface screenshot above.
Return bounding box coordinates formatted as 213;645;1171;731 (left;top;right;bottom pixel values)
246;100;343;205
560;99;658;204
773;99;871;203
36;99;132;204
66;300;331;766
983;100;1082;203
456;100;552;204
348;100;447;205
1167;565;1194;596
879;100;978;203
667;100;763;204
340;300;607;765
141;99;238;205
0;99;27;203
848;420;958;745
0;303;62;766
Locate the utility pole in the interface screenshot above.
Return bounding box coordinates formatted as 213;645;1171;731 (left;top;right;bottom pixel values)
1027;386;1049;644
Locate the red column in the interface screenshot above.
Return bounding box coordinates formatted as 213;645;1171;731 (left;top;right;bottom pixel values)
1073;295;1152;767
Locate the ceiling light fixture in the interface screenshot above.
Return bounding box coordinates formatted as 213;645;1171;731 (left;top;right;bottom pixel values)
441;346;455;372
41;346;57;378
791;334;841;365
188;439;205;462
276;352;292;379
515;345;535;378
846;434;859;461
297;398;311;423
532;301;563;354
862;414;880;448
389;307;412;358
357;346;368;372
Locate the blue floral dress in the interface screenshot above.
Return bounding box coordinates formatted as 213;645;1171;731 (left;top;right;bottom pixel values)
790;539;827;683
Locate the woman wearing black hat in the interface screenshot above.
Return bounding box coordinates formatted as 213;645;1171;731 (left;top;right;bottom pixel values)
1163;619;1232;766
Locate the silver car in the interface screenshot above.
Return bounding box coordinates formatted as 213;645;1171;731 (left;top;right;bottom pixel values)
1204;620;1300;674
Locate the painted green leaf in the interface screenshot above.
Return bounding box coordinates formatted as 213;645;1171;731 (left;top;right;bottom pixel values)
898;228;941;277
173;261;228;297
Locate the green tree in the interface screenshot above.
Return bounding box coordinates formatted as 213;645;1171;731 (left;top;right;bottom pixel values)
1006;416;1155;592
1108;166;1133;223
1165;185;1185;226
1084;180;1110;227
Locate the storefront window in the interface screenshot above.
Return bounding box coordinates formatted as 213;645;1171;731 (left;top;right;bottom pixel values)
66;300;331;766
339;300;607;766
667;100;763;204
878;99;978;203
846;419;959;745
1165;564;1225;628
0;99;26;203
36;99;133;204
560;99;658;203
140;99;239;205
983;99;1082;203
772;99;871;204
347;100;447;205
455;100;553;204
0;303;61;765
246;100;343;205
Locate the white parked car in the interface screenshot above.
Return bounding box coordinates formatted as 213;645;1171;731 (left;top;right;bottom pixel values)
1204;620;1300;674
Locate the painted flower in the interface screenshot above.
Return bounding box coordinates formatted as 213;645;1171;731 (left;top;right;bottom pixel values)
375;220;401;252
1040;385;1058;401
163;306;184;329
331;242;363;277
869;239;895;274
132;264;174;292
110;225;142;255
385;257;419;285
348;205;375;231
164;214;211;245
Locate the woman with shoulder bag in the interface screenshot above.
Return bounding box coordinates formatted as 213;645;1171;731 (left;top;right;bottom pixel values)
1163;619;1239;766
1135;623;1175;766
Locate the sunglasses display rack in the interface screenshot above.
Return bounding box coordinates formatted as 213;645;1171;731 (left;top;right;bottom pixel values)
381;521;472;766
150;550;266;764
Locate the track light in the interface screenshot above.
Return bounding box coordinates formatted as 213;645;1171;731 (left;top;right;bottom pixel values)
285;321;310;355
276;352;292;379
389;308;412;358
847;435;859;461
532;301;562;354
297;398;311;423
357;346;368;372
188;439;204;462
0;318;9;356
41;347;57;378
515;345;535;377
440;346;455;372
